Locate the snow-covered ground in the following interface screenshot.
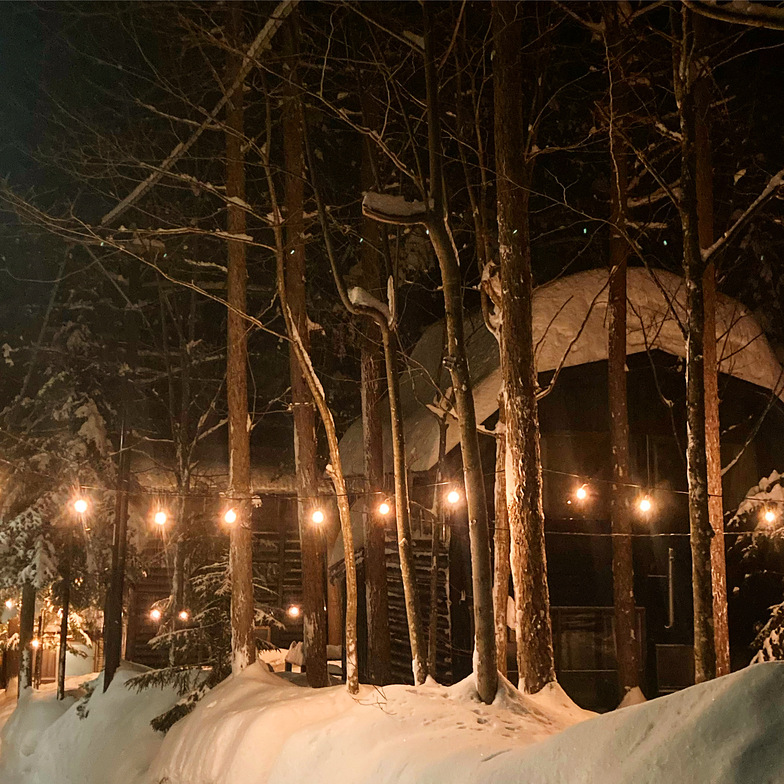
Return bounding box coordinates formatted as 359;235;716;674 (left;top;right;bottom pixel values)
2;661;783;784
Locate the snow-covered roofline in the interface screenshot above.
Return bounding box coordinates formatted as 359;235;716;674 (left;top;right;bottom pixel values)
338;267;784;477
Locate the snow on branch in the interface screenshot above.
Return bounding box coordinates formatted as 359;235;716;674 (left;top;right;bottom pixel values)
362;192;430;225
702;167;784;263
347;287;391;326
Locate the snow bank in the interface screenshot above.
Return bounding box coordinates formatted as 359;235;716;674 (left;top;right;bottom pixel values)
0;667;180;784
507;661;784;783
151;663;590;784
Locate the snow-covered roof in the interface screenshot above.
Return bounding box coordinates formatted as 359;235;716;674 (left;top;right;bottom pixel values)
338;267;784;477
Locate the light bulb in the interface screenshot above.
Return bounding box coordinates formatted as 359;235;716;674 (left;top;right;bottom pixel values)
764;509;777;524
4;599;14;610
178;610;189;622
150;608;161;622
287;605;301;618
31;639;40;649
576;485;587;501
378;502;391;516
447;490;460;505
224;509;237;525
73;498;88;515
312;509;325;524
639;497;652;513
154;510;167;526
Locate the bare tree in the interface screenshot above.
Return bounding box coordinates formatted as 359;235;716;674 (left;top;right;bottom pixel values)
604;1;641;701
491;0;555;694
282;14;328;688
225;4;255;673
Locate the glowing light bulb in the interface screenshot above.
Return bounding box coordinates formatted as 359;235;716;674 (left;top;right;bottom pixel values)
178;610;189;622
287;605;301;618
378;502;391;516
639;497;652;513
447;490;461;505
150;608;162;622
31;639;40;649
73;498;88;515
312;509;325;524
764;509;777;525
4;599;14;610
575;485;588;501
154;510;167;526
224;509;237;525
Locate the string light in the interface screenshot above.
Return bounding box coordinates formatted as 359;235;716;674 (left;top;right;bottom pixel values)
178;610;189;622
378;502;391;516
638;497;652;513
763;508;777;525
312;509;325;524
575;484;588;501
287;605;301;618
73;498;88;515
150;608;162;622
31;639;40;649
224;509;237;525
154;510;168;526
4;599;14;609
447;490;461;505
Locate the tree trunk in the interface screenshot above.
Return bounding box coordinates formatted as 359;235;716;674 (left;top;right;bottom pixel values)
17;581;35;698
57;528;72;700
492;397;510;679
427;416;448;677
424;3;497;705
383;329;428;685
225;3;255;674
491;0;555;694
675;6;716;683
694;15;730;677
358;109;391;685
360;337;392;684
283;16;328;687
605;3;640;700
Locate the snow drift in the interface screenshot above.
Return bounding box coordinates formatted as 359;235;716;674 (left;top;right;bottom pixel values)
4;662;784;783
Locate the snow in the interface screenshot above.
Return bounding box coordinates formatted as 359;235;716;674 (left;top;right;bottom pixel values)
339;267;784;477
6;661;784;783
348;286;392;325
362;192;429;219
0;667;181;784
150;663;590;784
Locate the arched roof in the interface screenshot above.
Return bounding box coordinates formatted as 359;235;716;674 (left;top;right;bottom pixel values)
338;267;784;476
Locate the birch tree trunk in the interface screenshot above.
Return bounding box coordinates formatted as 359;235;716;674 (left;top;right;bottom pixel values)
424;5;497;703
674;6;716;683
283;16;328;687
225;4;255;674
694;15;730;677
492;0;555;694
605;3;640;700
